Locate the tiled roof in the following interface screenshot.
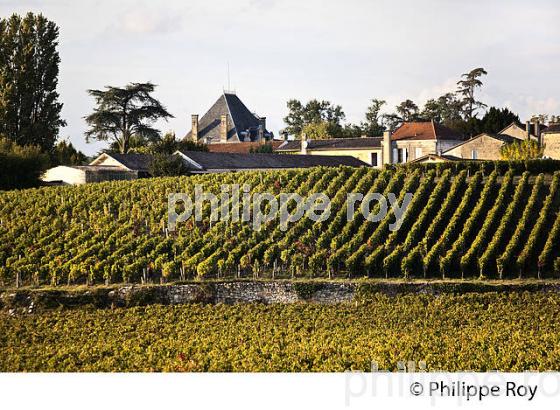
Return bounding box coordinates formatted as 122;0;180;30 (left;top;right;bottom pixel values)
277;137;382;151
391;121;464;141
207;141;283;153
185;92;272;143
175;151;368;171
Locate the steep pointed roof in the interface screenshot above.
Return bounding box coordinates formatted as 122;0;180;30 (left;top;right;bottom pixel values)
186;92;271;143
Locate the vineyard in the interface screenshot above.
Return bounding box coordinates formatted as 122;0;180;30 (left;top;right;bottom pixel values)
2;292;560;371
1;165;560;286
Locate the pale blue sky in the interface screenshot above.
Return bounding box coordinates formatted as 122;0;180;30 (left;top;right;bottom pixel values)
2;0;560;154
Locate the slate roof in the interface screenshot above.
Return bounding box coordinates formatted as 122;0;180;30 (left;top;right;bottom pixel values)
440;133;517;153
391;121;464;141
106;153;153;172
409;154;463;163
175;151;368;171
542;124;560;134
207;141;284;153
89;153;153;172
276;137;382;152
185;92;272;143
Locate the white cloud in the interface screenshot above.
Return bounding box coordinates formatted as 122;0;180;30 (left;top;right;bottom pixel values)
5;0;559;154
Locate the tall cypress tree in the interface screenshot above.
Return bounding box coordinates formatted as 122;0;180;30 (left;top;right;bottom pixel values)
0;13;65;151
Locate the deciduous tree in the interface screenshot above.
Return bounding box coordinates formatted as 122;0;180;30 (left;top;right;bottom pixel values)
0;13;65;151
283;99;345;138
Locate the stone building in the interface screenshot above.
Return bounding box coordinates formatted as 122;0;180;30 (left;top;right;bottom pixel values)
42;153;153;185
276;136;383;167
438;133;517;160
499;121;545;142
186;92;273;144
389;121;465;163
542;124;560;159
275;121;464;167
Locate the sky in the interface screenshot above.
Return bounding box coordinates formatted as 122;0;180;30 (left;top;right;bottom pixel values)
1;0;560;155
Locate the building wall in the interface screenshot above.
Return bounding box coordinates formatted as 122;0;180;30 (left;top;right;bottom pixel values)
413;156;448;163
41;166;87;185
500;124;535;141
444;134;504;160
85;171;138;183
91;156;127;168
393;140;437;162
543;133;560;159
306;148;383;167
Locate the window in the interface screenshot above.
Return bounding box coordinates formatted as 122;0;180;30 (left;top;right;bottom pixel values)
371;152;378;166
415;147;422;159
392;148;398;164
396;148;408;163
471;149;478;160
397;149;403;163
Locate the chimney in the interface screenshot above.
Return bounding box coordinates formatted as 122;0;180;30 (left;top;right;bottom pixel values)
191;114;199;143
301;133;308;155
526;120;531;140
220;114;228;143
383;130;392;165
258;117;266;143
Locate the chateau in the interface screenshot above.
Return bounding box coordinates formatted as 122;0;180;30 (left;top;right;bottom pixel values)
186;92;273;144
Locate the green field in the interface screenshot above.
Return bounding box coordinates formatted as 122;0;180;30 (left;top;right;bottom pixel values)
2;292;560;372
2;164;560;287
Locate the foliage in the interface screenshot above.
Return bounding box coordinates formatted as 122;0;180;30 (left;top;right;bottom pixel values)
301;121;340;140
393;159;560;175
421;93;465;126
104;132;208;155
361;99;386;137
249;143;275;153
3;293;560;371
283;99;345;138
51;139;88;166
2;164;560;285
0;13;65;152
85;82;173;153
501;139;544;160
477;107;520;134
0;137;50;190
148;154;189;177
456;67;488;120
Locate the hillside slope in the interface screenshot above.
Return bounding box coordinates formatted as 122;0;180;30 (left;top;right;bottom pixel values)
1;165;560;286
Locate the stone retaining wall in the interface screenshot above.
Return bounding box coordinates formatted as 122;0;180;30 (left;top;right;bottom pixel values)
2;280;560;313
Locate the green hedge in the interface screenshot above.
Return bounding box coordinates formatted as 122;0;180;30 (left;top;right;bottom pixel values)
0;138;49;190
388;159;560;175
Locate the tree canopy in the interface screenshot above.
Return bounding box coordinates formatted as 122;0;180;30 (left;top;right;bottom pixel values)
283;99;345;138
52;140;88;166
501;139;544;160
0;13;65;151
457;67;488;120
84;82;173;154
